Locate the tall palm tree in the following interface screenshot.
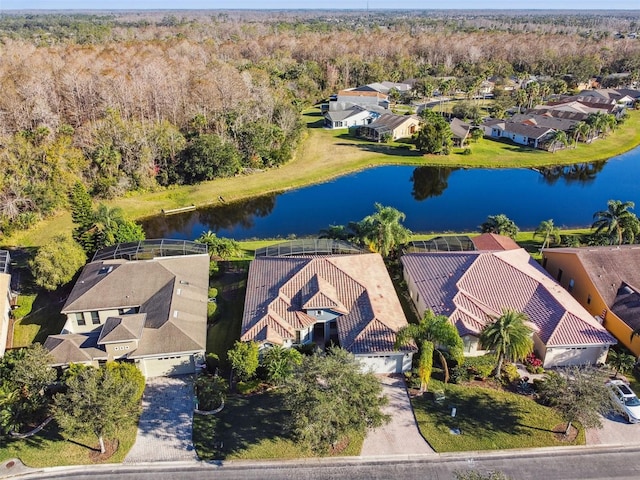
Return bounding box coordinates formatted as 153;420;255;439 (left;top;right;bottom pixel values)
534;219;561;250
359;203;411;258
395;309;464;392
592;199;637;246
571;121;591;144
480;309;534;377
549;130;569;153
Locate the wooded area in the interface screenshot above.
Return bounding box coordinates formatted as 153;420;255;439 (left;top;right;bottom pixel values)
1;10;639;238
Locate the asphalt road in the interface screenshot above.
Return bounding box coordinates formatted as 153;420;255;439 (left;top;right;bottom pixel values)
20;446;640;480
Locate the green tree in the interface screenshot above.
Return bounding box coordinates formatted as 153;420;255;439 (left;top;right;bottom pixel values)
479;214;519;239
262;345;303;385
194;374;227;411
29;235;87;291
195;231;242;259
395;309;464;390
415;110;453;155
180;134;241;183
537;365;612;435
0;344;56;435
607;350;636;378
227;341;259;382
548;130;569;153
534;219;561;250
54;362;144;454
358;203;411;258
282;347;388;453
480;309;534;377
592;200;637;246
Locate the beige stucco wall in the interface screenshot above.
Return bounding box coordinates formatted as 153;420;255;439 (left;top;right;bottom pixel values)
104;340;139;360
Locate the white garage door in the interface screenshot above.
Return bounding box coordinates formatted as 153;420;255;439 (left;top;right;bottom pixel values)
140;355;195;377
358;355;403;374
545;347;600;368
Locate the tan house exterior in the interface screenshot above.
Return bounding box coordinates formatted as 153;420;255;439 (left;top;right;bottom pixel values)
44;241;209;377
402;249;615;367
542;245;640;357
240;253;416;373
357;114;420;142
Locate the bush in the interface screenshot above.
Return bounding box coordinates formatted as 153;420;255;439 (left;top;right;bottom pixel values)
195;374;227;411
524;353;544;374
464;354;496;380
501;363;521;384
450;364;471;384
462;147;472;155
209;261;221;278
205;353;220;373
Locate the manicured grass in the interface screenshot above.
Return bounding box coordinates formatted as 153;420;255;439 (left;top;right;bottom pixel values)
5;109;639;249
193;392;363;460
412;380;585;452
12;291;67;347
0;419;138;467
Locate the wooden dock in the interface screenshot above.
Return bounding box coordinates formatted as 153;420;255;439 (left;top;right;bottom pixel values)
161;205;196;215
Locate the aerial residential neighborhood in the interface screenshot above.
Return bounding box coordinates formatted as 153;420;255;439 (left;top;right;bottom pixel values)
2;7;640;480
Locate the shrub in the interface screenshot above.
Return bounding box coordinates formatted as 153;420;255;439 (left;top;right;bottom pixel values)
464;354;496;380
501;363;521;384
462;147;472;155
524;353;544;374
209;260;220;278
205;353;220;373
195;374;227;411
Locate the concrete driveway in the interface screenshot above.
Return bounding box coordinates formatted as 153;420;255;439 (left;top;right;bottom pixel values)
124;376;197;463
360;375;435;456
587;410;640;446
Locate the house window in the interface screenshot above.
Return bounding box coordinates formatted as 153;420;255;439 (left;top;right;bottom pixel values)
91;311;100;325
75;313;85;326
568;279;575;293
587;294;592;305
557;269;563;282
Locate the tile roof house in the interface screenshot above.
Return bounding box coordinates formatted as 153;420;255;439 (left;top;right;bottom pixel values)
240;254;416;373
0;250;14;357
471;233;520;251
43;247;209;377
402;249;615;367
323;104;384;129
542;246;640;357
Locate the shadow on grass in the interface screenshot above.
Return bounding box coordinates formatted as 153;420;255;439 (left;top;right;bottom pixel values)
335;142;423;157
193;392;292;461
15;290;67;345
413;387;526;440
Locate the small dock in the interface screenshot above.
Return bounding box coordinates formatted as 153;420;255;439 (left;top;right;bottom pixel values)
161;205;196;215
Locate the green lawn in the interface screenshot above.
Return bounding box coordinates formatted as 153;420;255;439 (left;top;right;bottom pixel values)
412;380;585;452
0;420;138;468
193;392;363;460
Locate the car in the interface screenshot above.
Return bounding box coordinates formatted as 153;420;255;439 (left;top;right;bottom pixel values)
606;379;640;424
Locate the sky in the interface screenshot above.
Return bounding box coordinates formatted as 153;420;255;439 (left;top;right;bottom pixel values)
2;0;639;11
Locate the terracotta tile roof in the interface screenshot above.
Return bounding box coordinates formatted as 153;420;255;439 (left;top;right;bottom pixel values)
402;249;615;348
471;233;520;251
241;254;415;354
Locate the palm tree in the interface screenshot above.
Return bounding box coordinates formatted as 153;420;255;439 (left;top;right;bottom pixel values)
571;121;591;144
592;199;637;245
480;309;534;377
606;350;636;379
549;130;569;153
534;219;561;250
359;203;411;258
395;309;464;392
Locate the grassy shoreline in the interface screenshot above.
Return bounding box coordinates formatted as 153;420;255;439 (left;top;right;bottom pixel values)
3;109;639;248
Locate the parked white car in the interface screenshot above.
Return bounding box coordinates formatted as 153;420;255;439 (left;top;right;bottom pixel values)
607;379;640;424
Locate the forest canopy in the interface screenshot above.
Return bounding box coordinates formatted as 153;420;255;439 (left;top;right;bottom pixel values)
0;10;639;238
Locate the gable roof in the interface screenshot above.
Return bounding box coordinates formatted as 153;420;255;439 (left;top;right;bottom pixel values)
50;252;209;363
502;122;555;139
471;233;520;251
366;113;419;133
241;254;415;354
510;113;578;132
450;118;471;140
401;249;615;348
43;333;106;366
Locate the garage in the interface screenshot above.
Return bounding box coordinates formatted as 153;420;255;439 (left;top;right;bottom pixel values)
358;354;411;374
543;345;605;368
138;354;196;378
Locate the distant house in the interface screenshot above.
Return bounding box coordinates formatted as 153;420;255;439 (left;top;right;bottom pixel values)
0;250;14;357
323;105;381;129
335;89;390;110
357;113;420;142
402;249;615;367
542;246;640;358
488;121;555;149
43;240;209;377
510;113;578;134
450;118;471;147
354;81;412;95
240;253;416;373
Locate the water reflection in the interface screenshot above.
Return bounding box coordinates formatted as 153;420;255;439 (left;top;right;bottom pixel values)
536;161;606;186
143;194;276;238
411;166;457;201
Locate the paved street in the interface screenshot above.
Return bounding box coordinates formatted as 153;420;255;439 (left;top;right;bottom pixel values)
124;376;197;463
17;446;640;480
361;375;435;456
